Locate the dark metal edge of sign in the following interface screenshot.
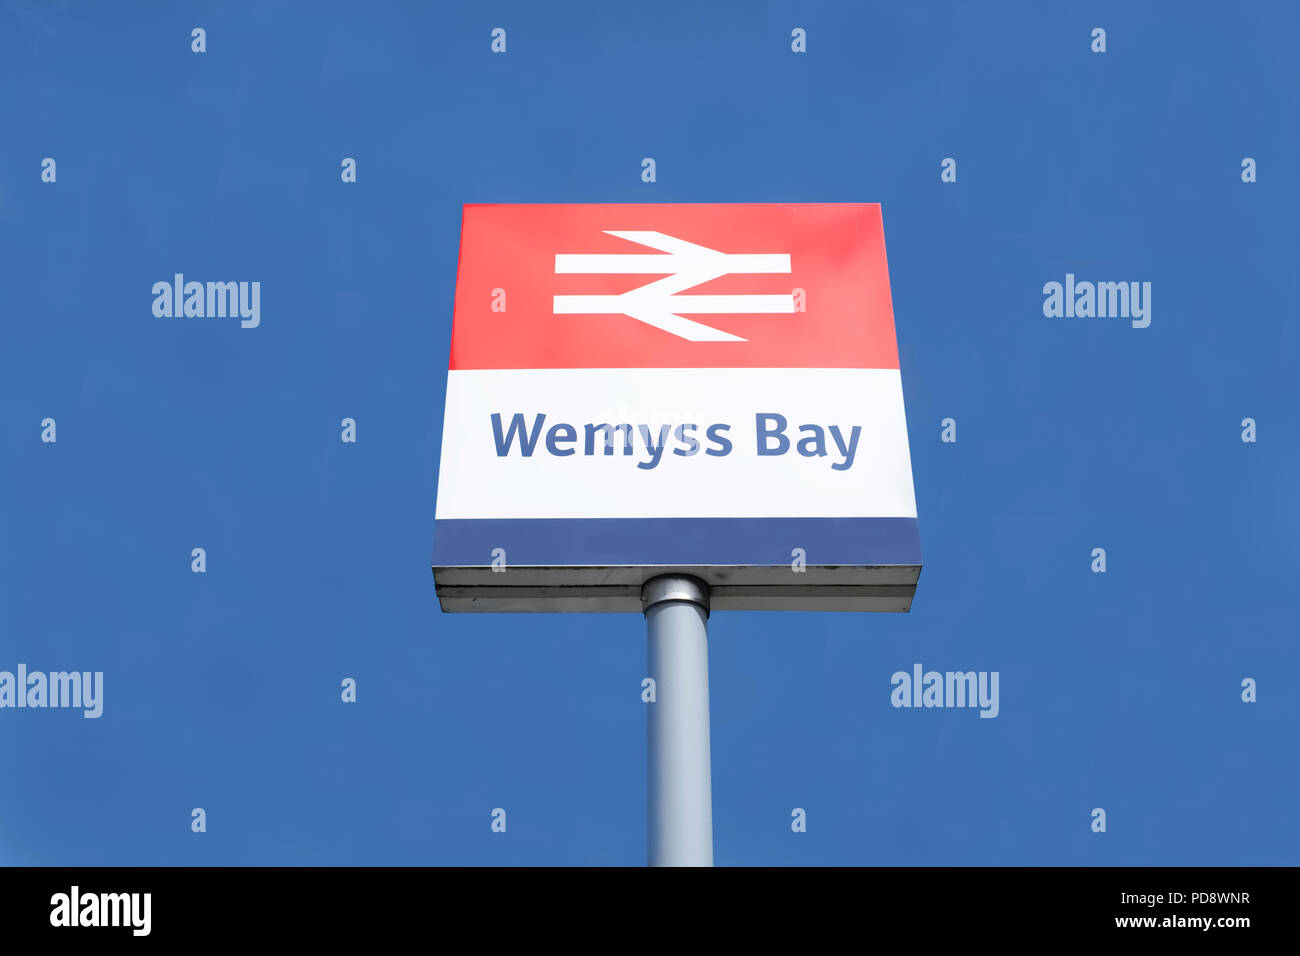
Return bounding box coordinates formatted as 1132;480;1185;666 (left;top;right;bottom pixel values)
431;579;919;614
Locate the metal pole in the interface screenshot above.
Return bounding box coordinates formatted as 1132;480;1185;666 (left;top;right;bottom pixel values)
643;574;713;867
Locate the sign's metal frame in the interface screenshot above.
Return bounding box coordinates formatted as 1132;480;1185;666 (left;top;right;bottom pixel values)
433;564;920;612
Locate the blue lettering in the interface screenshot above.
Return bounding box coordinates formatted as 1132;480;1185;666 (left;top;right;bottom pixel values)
756;413;789;456
673;423;700;457
705;423;732;457
828;424;861;471
637;424;672;470
584;422;633;455
796;424;827;458
491;412;547;456
546;422;577;456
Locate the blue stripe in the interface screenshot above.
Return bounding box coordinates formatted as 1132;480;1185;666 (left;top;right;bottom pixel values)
431;517;920;568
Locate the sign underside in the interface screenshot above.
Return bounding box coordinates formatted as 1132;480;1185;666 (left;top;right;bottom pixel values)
434;569;920;613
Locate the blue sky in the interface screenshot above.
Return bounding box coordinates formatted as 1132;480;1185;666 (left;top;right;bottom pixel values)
1;1;1296;865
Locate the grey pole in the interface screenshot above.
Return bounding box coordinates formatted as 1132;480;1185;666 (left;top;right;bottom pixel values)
643;574;713;867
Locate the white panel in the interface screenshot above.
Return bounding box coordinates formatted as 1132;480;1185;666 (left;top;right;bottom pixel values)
434;367;917;520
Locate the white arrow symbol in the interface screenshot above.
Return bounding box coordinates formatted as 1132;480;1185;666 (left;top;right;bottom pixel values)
553;230;793;342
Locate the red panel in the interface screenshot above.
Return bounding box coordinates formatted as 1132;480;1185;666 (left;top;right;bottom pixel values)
449;203;899;370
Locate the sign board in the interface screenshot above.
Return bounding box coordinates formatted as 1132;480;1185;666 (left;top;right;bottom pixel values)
431;203;920;612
